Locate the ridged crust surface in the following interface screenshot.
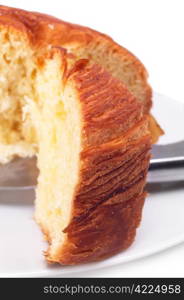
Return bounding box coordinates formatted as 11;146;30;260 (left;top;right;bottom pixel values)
0;6;152;264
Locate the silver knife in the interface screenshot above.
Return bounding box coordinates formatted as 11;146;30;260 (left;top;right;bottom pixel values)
148;141;184;183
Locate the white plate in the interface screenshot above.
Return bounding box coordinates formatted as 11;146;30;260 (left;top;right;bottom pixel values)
0;92;184;277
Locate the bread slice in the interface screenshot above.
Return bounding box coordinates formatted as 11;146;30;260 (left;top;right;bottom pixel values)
0;6;156;264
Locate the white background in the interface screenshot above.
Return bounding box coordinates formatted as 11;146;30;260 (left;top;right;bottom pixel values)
1;0;184;277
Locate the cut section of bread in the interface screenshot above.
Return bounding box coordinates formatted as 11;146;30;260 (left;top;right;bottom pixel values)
0;6;157;264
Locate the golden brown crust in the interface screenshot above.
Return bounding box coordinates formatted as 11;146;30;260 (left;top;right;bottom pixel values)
71;62;144;147
59;192;147;264
0;6;153;264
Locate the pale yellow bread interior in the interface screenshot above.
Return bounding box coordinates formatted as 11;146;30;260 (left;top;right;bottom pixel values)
0;27;82;255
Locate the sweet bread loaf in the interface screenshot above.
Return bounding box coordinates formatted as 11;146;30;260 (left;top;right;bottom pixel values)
0;6;161;264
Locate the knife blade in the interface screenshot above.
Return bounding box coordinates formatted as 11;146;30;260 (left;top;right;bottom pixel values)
148;141;184;183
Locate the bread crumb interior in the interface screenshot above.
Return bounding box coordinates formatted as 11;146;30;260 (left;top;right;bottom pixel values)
0;28;81;255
